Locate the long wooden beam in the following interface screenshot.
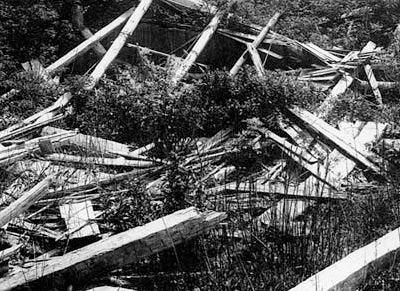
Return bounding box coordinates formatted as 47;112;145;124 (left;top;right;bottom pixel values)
171;10;224;85
85;0;154;90
289;226;400;291
0;177;52;227
0;207;226;291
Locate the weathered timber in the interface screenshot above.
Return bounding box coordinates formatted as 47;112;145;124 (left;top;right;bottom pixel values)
0;207;226;291
45;153;157;168
229;12;281;76
42;126;152;161
289;226;400;291
85;0;154;89
246;43;266;77
0;177;52;227
0;131;76;167
45;8;135;75
289;107;381;173
171;10;224;84
355;80;398;90
85;287;135;291
0;244;22;263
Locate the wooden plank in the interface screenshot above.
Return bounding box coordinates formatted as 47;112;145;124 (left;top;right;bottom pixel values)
45;153;156;168
290;107;381;173
59;200;100;239
45;8;135;75
246;43;266;77
299;42;342;63
41;126;151;160
229;12;281;76
0;207;226;291
289;225;400;291
85;287;135;291
364;63;383;106
171;10;224;84
0;177;52;228
0;131;75;167
85;0;154;89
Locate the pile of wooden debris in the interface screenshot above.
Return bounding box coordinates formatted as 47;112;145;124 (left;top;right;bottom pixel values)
1;0;400;290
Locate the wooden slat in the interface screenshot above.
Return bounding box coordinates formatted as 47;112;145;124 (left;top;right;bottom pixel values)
0;177;52;228
290;107;381;173
289;225;400;291
246;43;266;77
45;153;156;168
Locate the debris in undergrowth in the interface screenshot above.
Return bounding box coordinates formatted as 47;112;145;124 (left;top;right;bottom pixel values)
1;0;400;290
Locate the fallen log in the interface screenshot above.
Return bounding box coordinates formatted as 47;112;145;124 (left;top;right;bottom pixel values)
0;207;226;291
0;177;52;228
289;225;400;291
229;12;281;76
85;0;154;90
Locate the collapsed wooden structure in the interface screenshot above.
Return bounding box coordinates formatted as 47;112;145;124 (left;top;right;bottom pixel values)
0;0;400;290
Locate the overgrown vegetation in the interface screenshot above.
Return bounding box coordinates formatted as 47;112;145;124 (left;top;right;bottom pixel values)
3;0;400;290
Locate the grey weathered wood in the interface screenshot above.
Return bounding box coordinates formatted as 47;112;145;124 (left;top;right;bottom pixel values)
85;0;154;89
171;10;224;84
0;177;52;228
289;226;400;291
290;107;381;173
45;153;156;168
246;43;266;77
0;207;226;291
45;8;135;75
42;126;152;160
229;12;281;76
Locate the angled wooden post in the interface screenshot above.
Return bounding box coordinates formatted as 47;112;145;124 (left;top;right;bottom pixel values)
45;7;135;75
85;0;154;90
246;43;266;77
171;10;224;85
229;12;281;76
